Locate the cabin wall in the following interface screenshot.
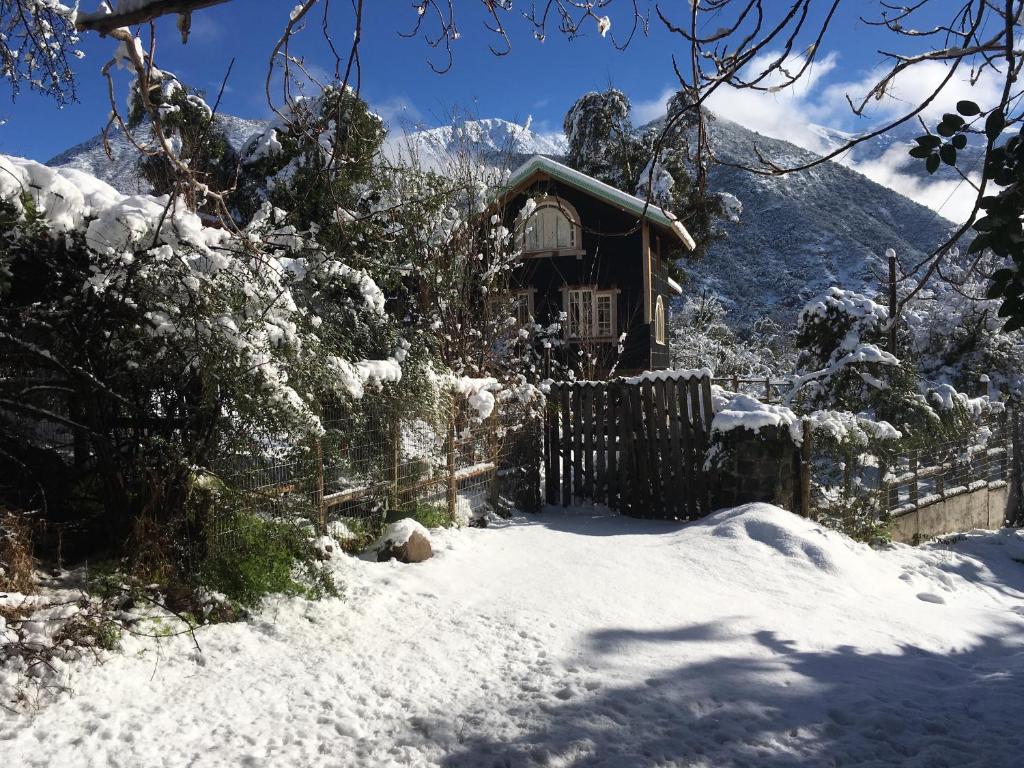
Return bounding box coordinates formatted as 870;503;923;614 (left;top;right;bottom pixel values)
650;239;672;370
504;179;663;375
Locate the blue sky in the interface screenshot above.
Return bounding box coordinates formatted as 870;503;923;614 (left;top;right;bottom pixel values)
0;1;989;220
0;1;953;162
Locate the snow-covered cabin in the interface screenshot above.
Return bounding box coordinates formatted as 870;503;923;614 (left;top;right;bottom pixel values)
494;155;695;376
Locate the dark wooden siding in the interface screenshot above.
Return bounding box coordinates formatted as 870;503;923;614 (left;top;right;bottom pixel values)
650;240;672;370
503;177;669;375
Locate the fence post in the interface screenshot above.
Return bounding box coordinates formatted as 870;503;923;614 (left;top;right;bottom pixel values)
798;419;812;517
390;413;401;510
1012;408;1024;526
446;401;458;522
909;452;919;507
313;432;326;536
878;455;890;515
487;408;501;511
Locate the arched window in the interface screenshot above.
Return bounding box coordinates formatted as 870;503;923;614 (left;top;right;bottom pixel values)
655;295;666;345
521;198;580;252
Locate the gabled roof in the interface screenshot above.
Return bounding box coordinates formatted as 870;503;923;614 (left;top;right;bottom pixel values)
502;155;696;251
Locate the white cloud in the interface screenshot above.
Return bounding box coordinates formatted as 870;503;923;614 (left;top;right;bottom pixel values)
371;96;424;129
632;86;676;127
704;52;840;154
671;51;997;223
848;145;980;223
817;59;1005;125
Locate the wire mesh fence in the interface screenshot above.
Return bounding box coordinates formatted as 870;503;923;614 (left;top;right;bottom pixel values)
807;410;1018;524
208;387;543;555
711;376;792;404
880;414;1014;515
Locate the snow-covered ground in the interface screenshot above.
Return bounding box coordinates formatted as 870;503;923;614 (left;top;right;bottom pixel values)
4;503;1024;767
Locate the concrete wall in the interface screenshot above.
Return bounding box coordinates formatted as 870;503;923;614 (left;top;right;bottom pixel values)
890;483;1010;544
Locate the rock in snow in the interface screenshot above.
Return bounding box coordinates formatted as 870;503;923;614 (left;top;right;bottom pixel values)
373;518;433;563
5;503;1024;767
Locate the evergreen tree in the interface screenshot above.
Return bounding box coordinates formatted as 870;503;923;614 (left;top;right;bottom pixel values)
563;89;648;191
126;68;239;211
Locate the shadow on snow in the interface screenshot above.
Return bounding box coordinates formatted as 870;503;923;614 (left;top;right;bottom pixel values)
433;620;1024;768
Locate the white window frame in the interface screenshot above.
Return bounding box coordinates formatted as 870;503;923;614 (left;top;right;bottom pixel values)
489;288;535;328
563;286;617;339
654;294;667;345
511;289;534;326
519;197;583;255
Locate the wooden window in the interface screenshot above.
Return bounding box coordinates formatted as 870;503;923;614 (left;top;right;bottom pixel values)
596;293;613;337
565;287;616;339
655;295;666;345
488;289;534;329
512;289;534;325
521;198;580;252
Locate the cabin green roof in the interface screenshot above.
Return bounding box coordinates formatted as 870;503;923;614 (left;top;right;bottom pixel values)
503;155;696;251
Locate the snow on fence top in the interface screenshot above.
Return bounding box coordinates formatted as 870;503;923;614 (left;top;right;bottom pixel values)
710;392;803;443
622;368;713;385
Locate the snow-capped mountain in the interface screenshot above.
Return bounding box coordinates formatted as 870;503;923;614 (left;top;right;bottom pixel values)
384;117;567;167
687;115;955;326
46;113;952;330
45;114;266;195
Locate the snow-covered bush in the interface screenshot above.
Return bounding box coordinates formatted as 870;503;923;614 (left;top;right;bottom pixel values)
780;286;994;540
125;65;240;211
0;155;397;577
903;254;1024;401
787;287;963;447
669;292;792;377
234;83;386;230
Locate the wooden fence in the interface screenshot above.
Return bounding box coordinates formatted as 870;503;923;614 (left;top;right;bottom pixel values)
544;373;714;519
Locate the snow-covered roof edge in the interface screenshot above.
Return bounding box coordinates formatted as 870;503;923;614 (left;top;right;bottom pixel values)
502;155;696;251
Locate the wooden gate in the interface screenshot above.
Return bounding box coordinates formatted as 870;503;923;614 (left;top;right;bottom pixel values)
544;372;714;519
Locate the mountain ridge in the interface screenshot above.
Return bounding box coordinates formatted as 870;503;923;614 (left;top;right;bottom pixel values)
44;113;953;330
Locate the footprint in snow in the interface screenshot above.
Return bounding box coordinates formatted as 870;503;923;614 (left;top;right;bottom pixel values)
916;592;946;604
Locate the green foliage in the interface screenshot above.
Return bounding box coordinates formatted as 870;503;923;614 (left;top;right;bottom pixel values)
93;621;123;651
52;611;123;652
199;511;336;608
234;84;386;230
815;491;892;544
910;101;1024;331
792;287;979;464
563;89;648;191
130;76;239;207
404;501;453;529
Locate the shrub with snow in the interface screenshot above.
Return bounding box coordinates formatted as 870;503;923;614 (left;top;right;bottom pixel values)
787;286;968;449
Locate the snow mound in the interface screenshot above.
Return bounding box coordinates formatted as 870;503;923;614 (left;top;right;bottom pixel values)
701;503;877;578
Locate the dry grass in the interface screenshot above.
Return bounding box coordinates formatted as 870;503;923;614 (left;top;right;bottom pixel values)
0;510;36;594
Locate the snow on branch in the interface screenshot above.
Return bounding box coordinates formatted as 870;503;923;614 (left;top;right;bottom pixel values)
76;0;231;35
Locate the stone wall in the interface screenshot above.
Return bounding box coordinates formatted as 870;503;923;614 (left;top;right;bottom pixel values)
710;426;797;511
